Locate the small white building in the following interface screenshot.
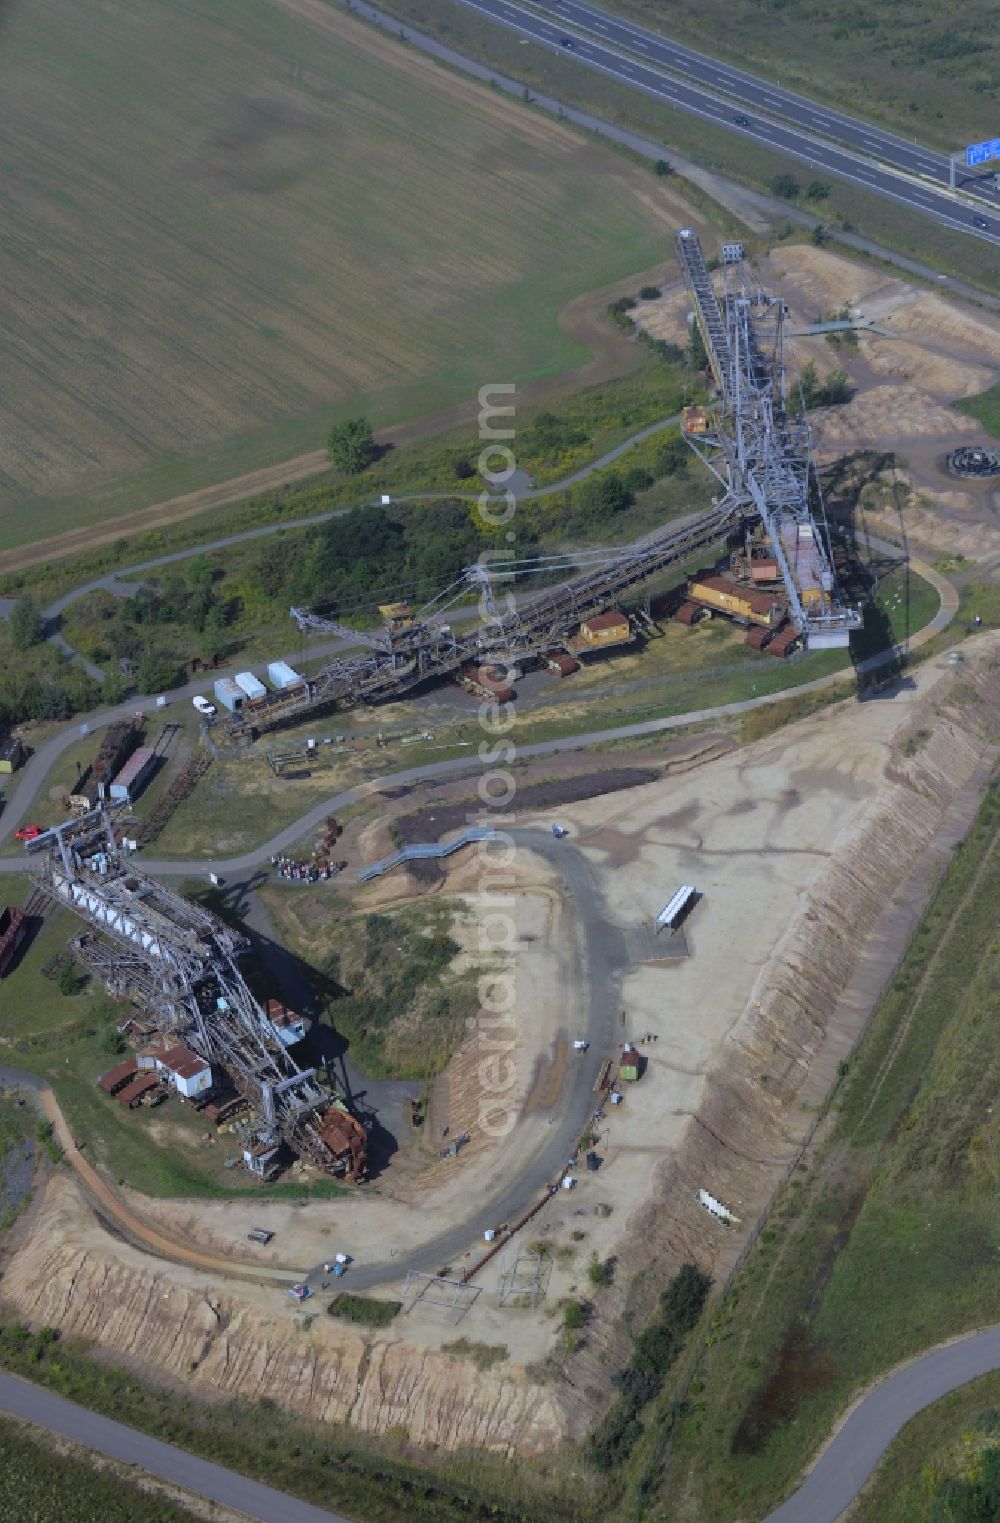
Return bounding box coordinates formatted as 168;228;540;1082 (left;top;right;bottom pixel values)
234;671;267;702
655;885;697;934
156;1044;213;1099
263;999;307;1047
267;660;305;691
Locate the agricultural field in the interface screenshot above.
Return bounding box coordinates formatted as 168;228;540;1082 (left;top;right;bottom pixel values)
373;0;1000;297
0;0;689;556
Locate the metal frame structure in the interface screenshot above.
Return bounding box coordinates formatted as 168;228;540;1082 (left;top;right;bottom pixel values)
496;1249;551;1308
24;807;366;1178
223;503;740;742
216;232;861;744
676;229;861;650
401;1270;481;1322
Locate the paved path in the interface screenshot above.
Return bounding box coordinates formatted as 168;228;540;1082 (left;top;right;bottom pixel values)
309;828;626;1291
764;1328;1000;1522
0;1370;351;1523
3;1326;1000;1523
33;411;682;682
0;539;956;870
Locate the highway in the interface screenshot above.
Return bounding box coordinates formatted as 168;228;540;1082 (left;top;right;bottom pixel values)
447;0;1000;244
528;0;999;201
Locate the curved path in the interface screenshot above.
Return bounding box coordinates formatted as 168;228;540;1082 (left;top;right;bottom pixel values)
764;1328;1000;1522
37;409;683;682
0;537;957;867
0;1370;350;1523
310;828;625;1291
3;1326;999;1523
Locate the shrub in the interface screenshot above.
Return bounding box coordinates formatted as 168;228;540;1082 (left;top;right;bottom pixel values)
563;1299;585;1329
328;1295;399;1328
587;1251;611;1287
586;1262;711;1473
639;284;661;300
770;172;800;199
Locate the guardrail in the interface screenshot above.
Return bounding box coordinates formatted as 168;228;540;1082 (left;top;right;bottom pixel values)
357;826;496;881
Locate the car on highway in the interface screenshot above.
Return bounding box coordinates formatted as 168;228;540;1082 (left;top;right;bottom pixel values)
14;825;43;842
192;695;216;717
732;113;750;127
559;35;574;47
973;215;991;231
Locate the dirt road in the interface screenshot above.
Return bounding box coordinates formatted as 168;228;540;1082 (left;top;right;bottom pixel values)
35;1089;298;1283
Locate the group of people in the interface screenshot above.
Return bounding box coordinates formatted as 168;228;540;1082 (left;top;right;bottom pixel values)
270;855;344;882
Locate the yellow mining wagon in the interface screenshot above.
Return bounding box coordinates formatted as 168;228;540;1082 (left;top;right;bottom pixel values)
688;574;783;629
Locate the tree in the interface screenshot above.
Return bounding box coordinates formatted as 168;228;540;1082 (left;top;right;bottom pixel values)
136;647;175;695
57;961;82;997
770;172;801;200
654;158;672;177
587;1251;611;1287
811;223;831;247
576;471;632;520
689;317;709;373
563;1299;585;1329
639;284;661;300
326;416;378;474
822;368;852;404
8;593;44;651
101;669;127;707
799;361;822;409
655;433;690;477
806;179;831;200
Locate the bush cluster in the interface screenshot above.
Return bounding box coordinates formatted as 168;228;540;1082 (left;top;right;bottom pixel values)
588;1262;711;1472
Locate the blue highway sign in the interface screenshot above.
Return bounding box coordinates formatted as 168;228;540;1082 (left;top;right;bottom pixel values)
967;138;1000;168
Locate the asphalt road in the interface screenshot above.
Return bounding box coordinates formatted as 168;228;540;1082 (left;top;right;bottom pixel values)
449;0;1000;244
307;828;626;1291
0;1370;352;1523
4;1326;1000;1523
763;1328;1000;1523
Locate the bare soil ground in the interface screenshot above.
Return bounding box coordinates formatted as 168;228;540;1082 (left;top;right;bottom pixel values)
7;642;1000;1456
768;246;1000;561
634;244;1000;562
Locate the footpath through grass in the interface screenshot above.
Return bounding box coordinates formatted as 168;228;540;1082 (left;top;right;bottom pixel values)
653;772;1000;1522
